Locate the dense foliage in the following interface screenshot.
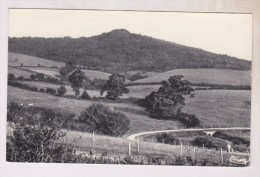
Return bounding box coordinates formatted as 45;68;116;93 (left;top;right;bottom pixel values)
139;75;200;127
8;29;251;73
68;69;86;95
100;74;129;100
77;104;130;136
57;85;67;96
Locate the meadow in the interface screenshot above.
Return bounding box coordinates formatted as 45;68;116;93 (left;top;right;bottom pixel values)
8;52;65;67
136;68;251;86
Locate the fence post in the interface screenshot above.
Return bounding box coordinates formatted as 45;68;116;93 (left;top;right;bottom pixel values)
92;132;95;152
220;148;223;164
128;141;131;156
180;143;183;157
193;147;196;163
137;138;140;153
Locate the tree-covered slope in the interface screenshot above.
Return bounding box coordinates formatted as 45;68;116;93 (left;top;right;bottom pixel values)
8;29;251;73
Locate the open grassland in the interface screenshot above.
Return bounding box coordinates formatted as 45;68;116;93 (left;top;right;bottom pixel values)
81;69;111;80
8;86;181;135
9;52;65;67
127;85;160;98
8;66;34;79
184;90;251;127
135;69;251;86
21;67;61;79
8;86;251;134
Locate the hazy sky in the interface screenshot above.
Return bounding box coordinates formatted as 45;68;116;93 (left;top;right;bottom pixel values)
9;9;252;60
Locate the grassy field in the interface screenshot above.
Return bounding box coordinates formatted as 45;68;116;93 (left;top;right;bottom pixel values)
135;68;251;86
8;52;65;68
8;86;181;135
81;69;111;80
184;90;251;127
21;67;61;79
8;66;35;79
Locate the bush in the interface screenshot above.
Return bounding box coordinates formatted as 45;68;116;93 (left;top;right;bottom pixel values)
46;87;57;95
78;104;130;136
156;133;180;145
30;74;36;80
81;90;90;99
39;88;45;93
192;136;214;148
8;73;16;81
17;76;24;80
6;113;76;162
7;101;23;122
35;73;45;81
177;113;200;128
57;86;66;97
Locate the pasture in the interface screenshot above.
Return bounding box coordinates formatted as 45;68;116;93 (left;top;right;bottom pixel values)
184;90;251;127
8;86;181;135
8;66;34;79
8;52;65;67
135;68;251;86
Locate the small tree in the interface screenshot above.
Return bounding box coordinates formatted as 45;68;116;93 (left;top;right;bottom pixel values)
100;74;129;100
59;62;76;76
81;90;90;99
30;74;36;80
68;69;85;96
35;73;45;81
8;73;16;81
57;86;66;97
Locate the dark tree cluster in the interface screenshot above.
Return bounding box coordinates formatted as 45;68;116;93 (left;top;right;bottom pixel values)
100;74;129;100
139;75;200;127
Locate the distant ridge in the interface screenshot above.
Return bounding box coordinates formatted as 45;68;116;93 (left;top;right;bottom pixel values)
8;29;251;73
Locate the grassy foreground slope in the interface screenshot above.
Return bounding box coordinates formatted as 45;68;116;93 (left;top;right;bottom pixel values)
8;86;181;135
135;69;251;86
9;52;65;67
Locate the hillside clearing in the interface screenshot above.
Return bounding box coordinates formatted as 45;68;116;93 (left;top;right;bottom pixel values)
135;69;251;86
8;52;65;67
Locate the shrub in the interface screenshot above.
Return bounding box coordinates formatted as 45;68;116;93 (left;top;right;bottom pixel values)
17;76;24;80
35;73;45;80
6;114;76;163
39;88;45;93
156;133;180;145
30;74;36;80
177;113;200;128
192;136;214;148
81;90;90;99
78;104;130;136
57;86;66;97
8;73;16;81
46;87;57;95
7;101;23;122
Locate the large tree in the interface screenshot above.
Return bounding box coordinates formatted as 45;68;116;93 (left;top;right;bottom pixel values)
68;69;86;96
100;74;129;100
141;75;195;120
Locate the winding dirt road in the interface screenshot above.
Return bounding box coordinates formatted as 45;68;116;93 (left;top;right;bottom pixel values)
127;127;250;141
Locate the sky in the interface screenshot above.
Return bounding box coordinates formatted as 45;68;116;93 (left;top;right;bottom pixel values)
9;9;252;60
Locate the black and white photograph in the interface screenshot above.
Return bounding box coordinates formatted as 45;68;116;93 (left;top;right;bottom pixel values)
5;9;253;167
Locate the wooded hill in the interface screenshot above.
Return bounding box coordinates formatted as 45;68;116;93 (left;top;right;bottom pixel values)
9;29;251;73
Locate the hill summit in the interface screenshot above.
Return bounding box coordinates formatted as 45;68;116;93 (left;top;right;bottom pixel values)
8;29;251;73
